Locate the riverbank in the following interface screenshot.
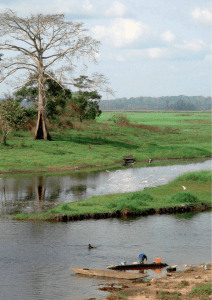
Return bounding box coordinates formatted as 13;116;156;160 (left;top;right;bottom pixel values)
98;263;212;300
0;111;211;174
12;170;212;222
0;157;210;176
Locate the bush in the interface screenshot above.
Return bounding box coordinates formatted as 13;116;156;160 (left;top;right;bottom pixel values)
171;192;198;203
61;203;72;211
111;113;131;126
107;193;152;212
178;171;212;183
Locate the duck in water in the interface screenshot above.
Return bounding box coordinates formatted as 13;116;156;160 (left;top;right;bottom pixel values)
88;244;96;249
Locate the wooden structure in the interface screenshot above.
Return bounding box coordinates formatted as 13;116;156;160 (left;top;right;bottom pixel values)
107;262;168;270
70;267;149;279
122;155;134;166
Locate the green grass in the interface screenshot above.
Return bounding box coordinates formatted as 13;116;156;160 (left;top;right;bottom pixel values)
157;283;212;299
189;282;212;298
0;111;211;173
13;170;211;221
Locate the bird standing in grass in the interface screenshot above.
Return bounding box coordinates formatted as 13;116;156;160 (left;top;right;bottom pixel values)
89;145;93;150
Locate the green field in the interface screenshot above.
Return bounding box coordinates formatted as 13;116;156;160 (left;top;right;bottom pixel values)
0;111;211;173
13;170;211;221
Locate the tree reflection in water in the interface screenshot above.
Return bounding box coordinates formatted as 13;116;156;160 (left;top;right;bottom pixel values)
0;175;61;214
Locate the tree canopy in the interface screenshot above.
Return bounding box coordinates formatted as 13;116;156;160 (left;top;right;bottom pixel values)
14;71;72;122
0;96;27;144
71;76;102;122
0;10;113;140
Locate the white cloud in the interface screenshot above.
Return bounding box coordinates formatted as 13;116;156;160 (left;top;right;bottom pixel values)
161;30;175;43
110;47;172;61
175;39;207;52
0;0;75;15
204;54;212;62
105;1;127;17
82;0;93;11
116;55;126;61
191;6;212;26
147;47;168;59
91;18;151;47
0;0;130;19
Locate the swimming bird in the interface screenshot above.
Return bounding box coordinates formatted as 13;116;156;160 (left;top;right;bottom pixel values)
88;244;96;249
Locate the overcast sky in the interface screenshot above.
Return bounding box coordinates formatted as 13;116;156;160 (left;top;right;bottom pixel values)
0;0;211;99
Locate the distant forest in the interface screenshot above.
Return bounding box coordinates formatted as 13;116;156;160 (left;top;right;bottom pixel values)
1;95;211;111
100;96;211;111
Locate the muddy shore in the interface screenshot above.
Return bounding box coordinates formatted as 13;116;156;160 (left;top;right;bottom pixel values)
97;263;212;300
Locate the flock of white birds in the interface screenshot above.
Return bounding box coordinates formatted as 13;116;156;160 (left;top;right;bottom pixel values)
93;166;181;196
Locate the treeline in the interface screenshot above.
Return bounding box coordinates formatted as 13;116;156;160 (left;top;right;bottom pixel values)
100;95;211;111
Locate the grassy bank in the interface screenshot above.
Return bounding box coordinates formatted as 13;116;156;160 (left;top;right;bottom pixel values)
0;111;211;174
13;170;211;221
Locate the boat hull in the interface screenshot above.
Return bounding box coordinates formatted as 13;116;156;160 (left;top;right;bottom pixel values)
107;262;168;270
70;267;149;279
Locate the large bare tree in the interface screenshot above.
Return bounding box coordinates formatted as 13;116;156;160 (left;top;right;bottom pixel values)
0;9;112;140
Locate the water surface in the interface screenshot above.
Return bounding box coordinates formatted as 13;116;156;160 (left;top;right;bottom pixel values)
1;160;211;214
0;211;211;300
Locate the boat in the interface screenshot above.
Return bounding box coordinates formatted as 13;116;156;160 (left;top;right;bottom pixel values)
70;267;149;280
107;262;168;270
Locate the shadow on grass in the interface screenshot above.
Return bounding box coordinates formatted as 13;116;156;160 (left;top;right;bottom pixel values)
52;136;139;149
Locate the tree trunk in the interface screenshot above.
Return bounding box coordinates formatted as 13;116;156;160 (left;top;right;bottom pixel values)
34;110;51;140
2;133;6;145
34;67;51;140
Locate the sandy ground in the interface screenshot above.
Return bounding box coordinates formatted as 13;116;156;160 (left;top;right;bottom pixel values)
96;263;212;300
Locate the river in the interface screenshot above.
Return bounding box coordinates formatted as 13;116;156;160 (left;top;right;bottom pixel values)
0;159;211;214
0;212;211;300
0;160;211;299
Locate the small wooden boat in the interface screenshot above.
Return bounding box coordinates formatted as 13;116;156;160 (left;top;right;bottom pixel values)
107;262;168;270
70;267;149;280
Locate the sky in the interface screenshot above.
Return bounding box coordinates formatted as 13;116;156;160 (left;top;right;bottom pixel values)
0;0;211;99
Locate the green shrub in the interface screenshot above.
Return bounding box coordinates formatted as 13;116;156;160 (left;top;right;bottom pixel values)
171;192;198;203
61;203;72;211
106;193;153;212
78;202;95;206
111;113;131;126
179;171;212;183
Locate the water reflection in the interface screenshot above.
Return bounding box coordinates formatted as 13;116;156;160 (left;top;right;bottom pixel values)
0;176;61;214
0;159;211;214
36;176;45;212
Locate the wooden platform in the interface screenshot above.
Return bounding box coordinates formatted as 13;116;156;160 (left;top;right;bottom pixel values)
70;268;149;280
